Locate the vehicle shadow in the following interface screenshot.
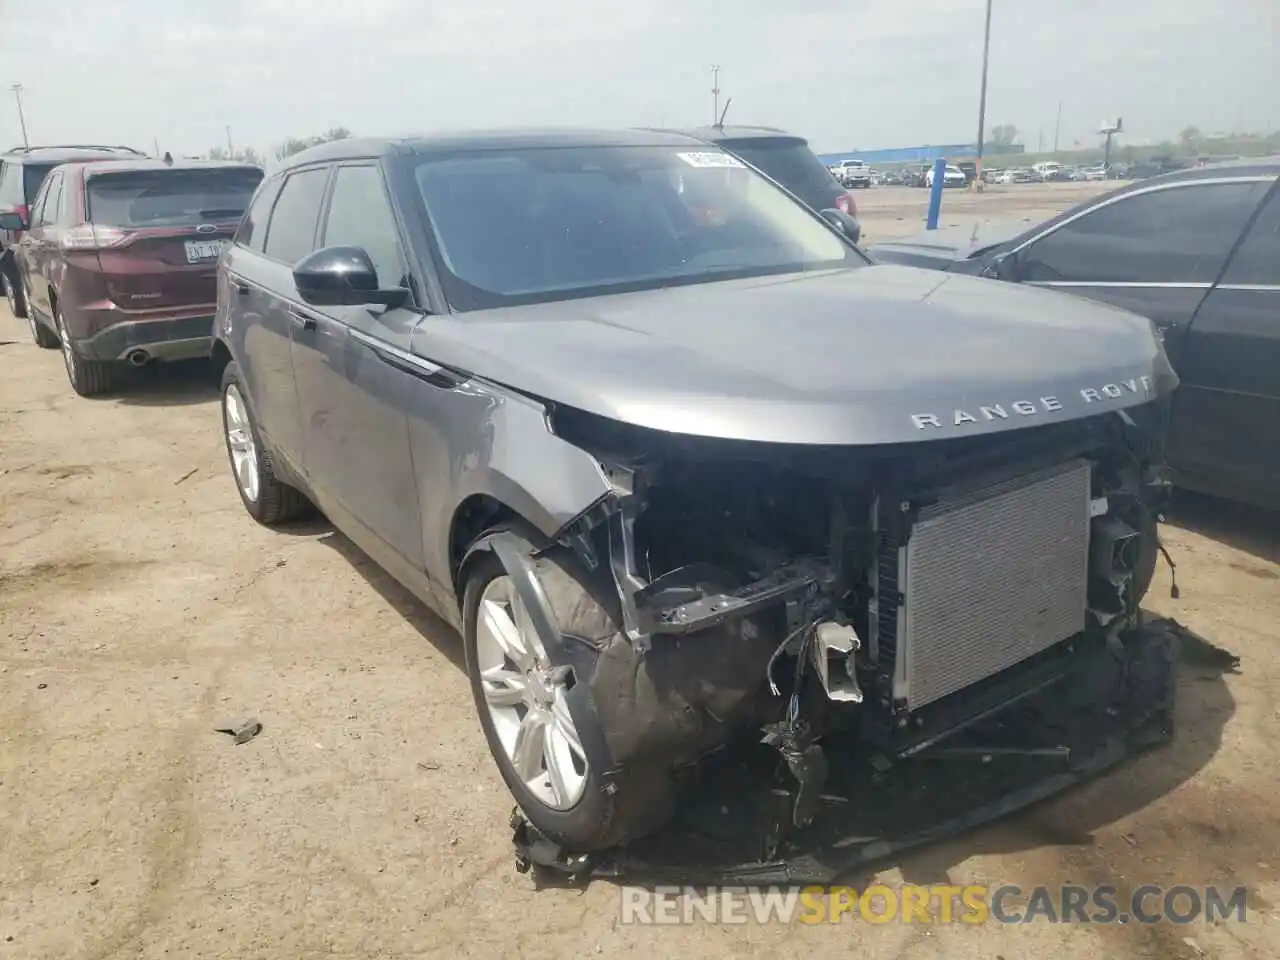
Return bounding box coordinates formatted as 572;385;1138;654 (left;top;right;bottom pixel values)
311;525;466;672
1164;490;1280;565
110;359;219;407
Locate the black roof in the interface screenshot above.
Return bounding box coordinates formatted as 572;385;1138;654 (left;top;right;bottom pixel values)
2;144;145;164
278;128;705;169
72;158;263;178
662;125;807;145
1076;156;1280;208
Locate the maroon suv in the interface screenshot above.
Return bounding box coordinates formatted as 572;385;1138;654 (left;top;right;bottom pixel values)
5;158;263;396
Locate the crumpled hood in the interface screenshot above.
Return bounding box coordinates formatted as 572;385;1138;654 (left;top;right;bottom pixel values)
411;264;1177;446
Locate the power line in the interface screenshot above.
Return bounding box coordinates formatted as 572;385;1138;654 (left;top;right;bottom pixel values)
973;0;993;185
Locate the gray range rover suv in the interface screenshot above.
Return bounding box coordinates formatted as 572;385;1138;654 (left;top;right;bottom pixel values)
212;129;1177;854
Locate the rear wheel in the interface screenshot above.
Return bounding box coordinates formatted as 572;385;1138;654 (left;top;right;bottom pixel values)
2;264;28;320
220;360;310;525
23;275;57;349
55;302;115;396
462;531;675;852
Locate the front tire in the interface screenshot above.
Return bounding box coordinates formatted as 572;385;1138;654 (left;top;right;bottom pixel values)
462;531;675;852
55;302;115;396
220;360;310;525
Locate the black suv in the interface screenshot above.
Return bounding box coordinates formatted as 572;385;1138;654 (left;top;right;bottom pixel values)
0;144;145;317
668;126;862;243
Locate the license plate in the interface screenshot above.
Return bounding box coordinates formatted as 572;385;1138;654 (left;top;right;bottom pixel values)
184;239;227;264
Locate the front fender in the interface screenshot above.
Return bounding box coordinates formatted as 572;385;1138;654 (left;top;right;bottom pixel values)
404;375;613;594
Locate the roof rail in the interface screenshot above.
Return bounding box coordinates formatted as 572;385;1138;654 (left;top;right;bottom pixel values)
3;143;145;156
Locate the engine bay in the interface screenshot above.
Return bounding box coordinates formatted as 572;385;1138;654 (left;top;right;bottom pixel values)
517;399;1174;868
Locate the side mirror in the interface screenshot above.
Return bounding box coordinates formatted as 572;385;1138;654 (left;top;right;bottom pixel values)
292;245;409;308
982;251;1019;282
820;208;862;245
0;210;28;231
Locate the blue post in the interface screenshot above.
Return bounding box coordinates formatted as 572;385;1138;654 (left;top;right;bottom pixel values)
925;157;946;230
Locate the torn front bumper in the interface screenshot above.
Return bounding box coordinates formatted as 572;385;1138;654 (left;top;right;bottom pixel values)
511;615;1178;886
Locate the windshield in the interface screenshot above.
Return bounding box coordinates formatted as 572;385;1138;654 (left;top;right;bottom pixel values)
86;168;264;227
413;144;861;310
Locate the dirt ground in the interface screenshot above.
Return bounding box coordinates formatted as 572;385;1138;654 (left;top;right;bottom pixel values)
1;182;1278;960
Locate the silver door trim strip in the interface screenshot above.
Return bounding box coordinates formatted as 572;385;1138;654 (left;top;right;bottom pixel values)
1027;281;1213;290
1024;281;1213;289
1216;283;1280;292
349;327;445;376
1010;175;1277;256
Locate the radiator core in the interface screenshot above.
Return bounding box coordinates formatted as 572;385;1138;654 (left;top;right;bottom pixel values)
894;458;1092;710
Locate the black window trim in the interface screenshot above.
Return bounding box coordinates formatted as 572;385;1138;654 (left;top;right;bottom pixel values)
259;162;334;267
1011;175;1277;289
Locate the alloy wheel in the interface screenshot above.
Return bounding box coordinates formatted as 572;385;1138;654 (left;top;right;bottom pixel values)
223;383;260;503
55;308;76;383
475;575;588;810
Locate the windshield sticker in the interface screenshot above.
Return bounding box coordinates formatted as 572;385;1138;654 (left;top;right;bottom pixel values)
676;151;746;169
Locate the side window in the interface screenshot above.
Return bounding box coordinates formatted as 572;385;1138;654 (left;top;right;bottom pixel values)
1019;182;1268;284
35;172;63;227
262;167;329;265
27;175;52;224
321;164;408;289
234;176;282;252
1220;191;1280;286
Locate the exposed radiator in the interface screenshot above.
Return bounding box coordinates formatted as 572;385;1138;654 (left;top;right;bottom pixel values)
894;458;1092;711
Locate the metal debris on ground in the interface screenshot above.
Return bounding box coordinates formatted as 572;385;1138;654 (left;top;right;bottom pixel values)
215;720;263;744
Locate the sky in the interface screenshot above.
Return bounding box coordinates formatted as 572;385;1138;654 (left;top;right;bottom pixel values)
1;0;1276;159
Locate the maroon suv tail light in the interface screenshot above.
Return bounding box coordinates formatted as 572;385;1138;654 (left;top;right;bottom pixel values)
60;223;129;251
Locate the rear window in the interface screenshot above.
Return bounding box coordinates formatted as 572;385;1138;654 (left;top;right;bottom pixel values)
722;139;840;195
85;168;264;228
22;164;56;204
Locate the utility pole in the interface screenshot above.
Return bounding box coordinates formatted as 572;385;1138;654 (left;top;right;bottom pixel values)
11;83;29;148
710;65;721;128
973;0;993;189
152;136;160;157
1053;100;1062;154
225;125;234;155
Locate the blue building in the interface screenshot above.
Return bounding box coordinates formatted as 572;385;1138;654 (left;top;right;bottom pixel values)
816;143;1023;166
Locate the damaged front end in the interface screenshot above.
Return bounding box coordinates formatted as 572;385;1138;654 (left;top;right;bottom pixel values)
504;399;1177;881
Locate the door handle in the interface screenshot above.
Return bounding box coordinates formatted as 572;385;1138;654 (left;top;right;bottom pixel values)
288;307;318;331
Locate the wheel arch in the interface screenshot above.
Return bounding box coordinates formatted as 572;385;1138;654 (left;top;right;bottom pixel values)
448;487;557;599
210;338;233;384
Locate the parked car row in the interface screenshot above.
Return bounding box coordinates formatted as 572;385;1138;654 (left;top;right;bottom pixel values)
0;143;264;395
0;129;865;399
868;156;1280;511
